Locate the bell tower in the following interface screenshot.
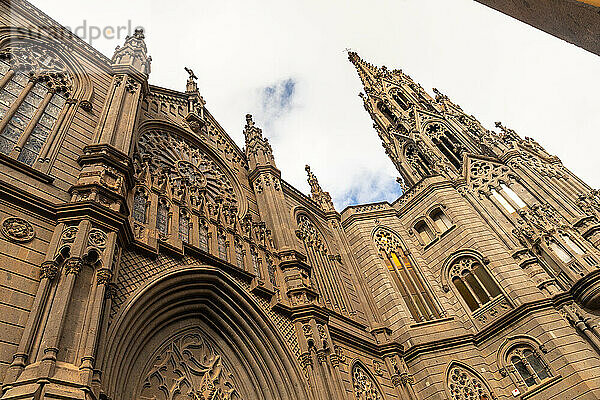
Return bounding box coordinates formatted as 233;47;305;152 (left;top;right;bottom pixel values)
348;52;497;190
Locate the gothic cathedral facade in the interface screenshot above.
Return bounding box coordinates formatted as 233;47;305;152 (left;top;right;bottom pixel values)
1;2;600;400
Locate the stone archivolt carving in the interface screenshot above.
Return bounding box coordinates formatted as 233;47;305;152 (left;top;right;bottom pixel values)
352;363;383;400
139;331;240;400
134;129;237;211
1;217;35;243
447;364;494;400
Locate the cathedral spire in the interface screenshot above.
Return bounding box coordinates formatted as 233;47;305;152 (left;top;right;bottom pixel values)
305;165;335;212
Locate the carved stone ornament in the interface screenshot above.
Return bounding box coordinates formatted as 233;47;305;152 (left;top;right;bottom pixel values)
447;365;494;400
1;217;35;243
88;228;108;249
353;363;383;400
40;260;59;280
139;331;241;400
134;129;237;212
61;226;78;243
64;258;83;276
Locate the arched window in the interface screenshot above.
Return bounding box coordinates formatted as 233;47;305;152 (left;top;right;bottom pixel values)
447;363;494;400
352;363;383;400
414;221;435;245
178;209;190;243
500;183;526;209
217;229;228;261
375;230;440;322
234;238;245;269
449;256;501;312
508;345;552;388
548;239;572;263
560;233;585;255
132;188;148;224
405;143;432;179
0;46;73;166
156;199;169;238
296;214;352;314
198;219;209;252
425;122;463;170
430;208;452;233
391;90;411;111
377;101;397;127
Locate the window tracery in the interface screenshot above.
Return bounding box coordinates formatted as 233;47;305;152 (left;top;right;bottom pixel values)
352;363;383;400
449;256;501;312
374;229;440;321
425;122;464;170
0;44;73;167
447;364;494;400
509;346;551;388
134;128;237;211
139;331;241;400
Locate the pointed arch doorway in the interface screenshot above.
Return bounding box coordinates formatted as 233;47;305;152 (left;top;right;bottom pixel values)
99;265;310;400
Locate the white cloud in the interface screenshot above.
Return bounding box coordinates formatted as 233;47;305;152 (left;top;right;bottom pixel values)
29;0;600;210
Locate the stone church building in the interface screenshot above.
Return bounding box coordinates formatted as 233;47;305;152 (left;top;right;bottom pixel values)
1;1;600;399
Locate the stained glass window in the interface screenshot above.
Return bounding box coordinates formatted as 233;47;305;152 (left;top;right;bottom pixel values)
133;189;147;224
0;54;71;167
156;200;169;238
235;239;244;268
217;230;228;260
199;220;209;252
179;210;190;243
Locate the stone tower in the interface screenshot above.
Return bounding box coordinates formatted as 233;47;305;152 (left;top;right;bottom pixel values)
1;1;600;400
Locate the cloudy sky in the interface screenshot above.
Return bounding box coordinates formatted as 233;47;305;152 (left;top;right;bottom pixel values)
30;0;600;210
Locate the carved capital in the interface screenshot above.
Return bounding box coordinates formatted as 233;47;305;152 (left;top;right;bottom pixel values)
96;268;113;286
40;260;59;280
64;258;83;276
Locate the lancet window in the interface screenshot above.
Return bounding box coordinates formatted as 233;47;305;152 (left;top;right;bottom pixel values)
296;214;352;314
132;188;148;224
430;208;452;233
0;45;72;167
425;122;463;170
217;229;228;261
156;199;169;238
414;220;435;245
198;219;209;252
179;209;190;243
235;238;245;269
374;229;440;322
449;256;501;312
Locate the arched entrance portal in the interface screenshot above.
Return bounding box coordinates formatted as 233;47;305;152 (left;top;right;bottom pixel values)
99;265;310;400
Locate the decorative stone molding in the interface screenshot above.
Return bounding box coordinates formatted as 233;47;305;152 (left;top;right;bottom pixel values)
1;217;35;243
40;260;59;280
139;331;240;399
352;362;383;400
64;258;83;276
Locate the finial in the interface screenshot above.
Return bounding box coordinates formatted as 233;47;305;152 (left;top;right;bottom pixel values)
305;164;335;212
133;27;145;39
